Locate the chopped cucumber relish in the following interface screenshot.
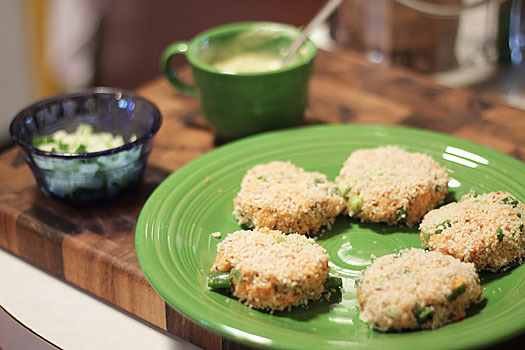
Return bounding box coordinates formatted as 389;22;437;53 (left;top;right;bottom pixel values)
31;124;143;202
33;124;137;153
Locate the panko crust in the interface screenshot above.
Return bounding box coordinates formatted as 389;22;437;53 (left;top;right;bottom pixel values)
420;191;525;271
212;228;330;311
336;146;449;226
357;248;482;331
233;161;344;235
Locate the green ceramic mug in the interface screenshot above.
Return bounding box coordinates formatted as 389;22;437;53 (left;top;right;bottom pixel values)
160;22;317;140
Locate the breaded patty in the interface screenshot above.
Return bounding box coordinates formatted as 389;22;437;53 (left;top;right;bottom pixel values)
357;248;482;331
420;191;525;271
335;146;449;226
212;228;330;311
233;161;344;235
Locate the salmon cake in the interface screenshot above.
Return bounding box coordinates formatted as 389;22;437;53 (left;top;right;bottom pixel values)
210;228;332;311
420;191;525;271
233;161;344;235
357;248;482;331
336;146;449;226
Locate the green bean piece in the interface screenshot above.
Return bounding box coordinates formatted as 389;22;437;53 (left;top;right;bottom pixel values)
207;272;231;289
434;229;443;234
325;275;343;289
448;284;466;302
350;195;362;213
496;228;504;242
230;268;243;283
422;231;431;241
517;212;522;218
343;188;351;201
413;306;434;325
208;271;343;291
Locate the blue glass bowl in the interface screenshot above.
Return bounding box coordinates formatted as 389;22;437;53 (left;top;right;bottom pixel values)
10;89;162;205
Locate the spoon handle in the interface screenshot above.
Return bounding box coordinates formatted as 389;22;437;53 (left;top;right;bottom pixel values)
281;0;343;67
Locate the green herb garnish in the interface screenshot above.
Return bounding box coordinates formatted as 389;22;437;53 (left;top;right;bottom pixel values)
275;237;286;244
257;175;267;182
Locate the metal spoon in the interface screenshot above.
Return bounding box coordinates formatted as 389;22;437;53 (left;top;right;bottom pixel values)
280;0;343;67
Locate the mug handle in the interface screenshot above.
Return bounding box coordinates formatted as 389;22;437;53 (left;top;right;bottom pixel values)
160;42;196;97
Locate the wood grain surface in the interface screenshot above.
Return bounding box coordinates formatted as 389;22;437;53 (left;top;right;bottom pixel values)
0;49;523;349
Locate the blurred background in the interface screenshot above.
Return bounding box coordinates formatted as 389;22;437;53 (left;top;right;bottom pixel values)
1;0;524;149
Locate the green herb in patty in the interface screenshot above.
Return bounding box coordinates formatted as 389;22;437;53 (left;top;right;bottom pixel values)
350;195;362;213
396;208;407;222
496;228;504;242
413;306;434;325
343;188;351;201
448;284;466;302
330;186;341;196
275;237;286;244
501;196;519;206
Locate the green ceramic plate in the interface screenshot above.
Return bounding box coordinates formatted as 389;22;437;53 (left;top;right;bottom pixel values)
136;124;525;349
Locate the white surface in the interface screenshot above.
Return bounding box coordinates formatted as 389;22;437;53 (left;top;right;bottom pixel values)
0;248;200;350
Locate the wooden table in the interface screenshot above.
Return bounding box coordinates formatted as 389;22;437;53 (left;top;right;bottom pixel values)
1;49;524;349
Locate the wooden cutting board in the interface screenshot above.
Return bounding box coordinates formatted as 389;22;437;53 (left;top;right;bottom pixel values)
0;49;523;349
